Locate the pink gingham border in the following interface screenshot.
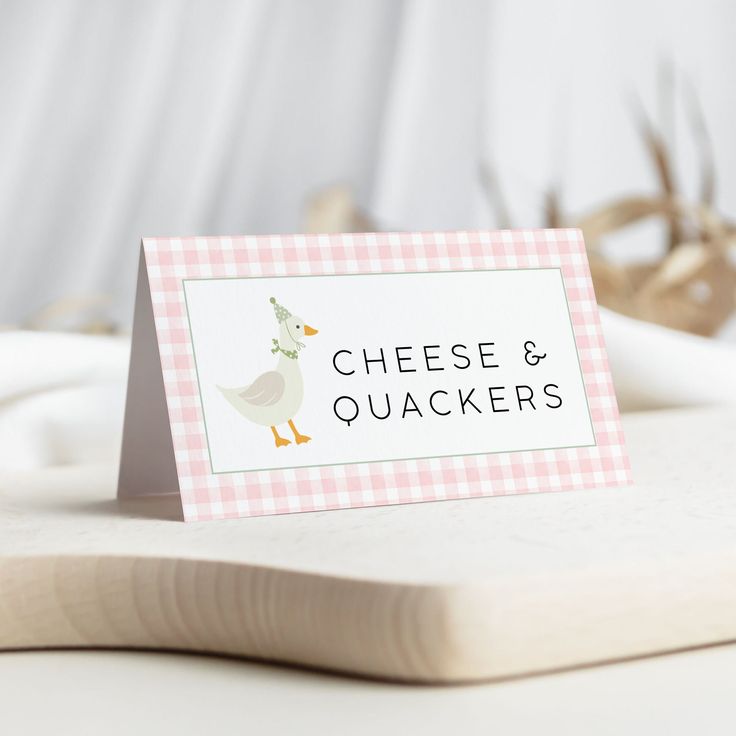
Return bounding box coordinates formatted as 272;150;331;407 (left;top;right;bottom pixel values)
143;229;631;522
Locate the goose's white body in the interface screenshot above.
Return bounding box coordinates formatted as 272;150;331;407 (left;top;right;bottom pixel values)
218;306;316;445
218;353;304;427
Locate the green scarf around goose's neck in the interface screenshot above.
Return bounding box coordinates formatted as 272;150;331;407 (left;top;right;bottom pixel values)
271;338;299;360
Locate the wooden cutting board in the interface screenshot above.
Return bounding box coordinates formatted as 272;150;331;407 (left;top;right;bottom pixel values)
1;407;734;683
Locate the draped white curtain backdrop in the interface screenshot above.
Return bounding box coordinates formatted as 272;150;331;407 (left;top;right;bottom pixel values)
1;0;734;325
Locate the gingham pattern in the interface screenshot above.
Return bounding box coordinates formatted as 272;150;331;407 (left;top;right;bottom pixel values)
143;229;631;522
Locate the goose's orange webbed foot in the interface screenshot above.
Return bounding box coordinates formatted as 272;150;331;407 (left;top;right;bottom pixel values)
271;426;291;448
288;419;311;445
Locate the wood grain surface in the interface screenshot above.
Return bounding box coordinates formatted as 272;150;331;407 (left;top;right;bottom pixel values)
1;407;734;683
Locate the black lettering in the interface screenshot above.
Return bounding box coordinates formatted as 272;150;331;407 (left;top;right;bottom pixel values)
478;342;499;368
488;386;509;412
368;393;391;419
515;385;536;410
429;390;451;416
423;345;444;371
363;347;387;375
395;346;416;373
332;349;354;376
458;388;482;414
544;383;563;409
402;392;423;418
451;344;471;369
334;396;359;426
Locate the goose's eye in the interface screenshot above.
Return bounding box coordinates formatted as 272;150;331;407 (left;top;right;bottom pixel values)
296;324;301;329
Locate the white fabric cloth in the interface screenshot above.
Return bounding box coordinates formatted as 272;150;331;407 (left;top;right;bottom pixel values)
0;331;128;469
601;310;736;411
1;311;734;471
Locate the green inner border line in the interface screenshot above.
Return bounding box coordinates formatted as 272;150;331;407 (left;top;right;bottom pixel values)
182;267;598;476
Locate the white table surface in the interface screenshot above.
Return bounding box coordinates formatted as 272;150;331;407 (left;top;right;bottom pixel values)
4;407;736;683
1;645;735;734
2;406;735;728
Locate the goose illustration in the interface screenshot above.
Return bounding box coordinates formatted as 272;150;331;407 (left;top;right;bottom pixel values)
218;296;318;448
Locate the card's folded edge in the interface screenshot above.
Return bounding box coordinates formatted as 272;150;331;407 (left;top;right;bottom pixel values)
117;244;182;514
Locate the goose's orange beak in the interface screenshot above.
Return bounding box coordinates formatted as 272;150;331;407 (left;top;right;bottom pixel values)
304;324;318;336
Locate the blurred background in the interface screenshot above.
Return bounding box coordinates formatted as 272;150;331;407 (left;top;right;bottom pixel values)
1;0;735;468
1;0;735;332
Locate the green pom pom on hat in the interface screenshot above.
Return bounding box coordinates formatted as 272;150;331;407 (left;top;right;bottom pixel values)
270;296;292;323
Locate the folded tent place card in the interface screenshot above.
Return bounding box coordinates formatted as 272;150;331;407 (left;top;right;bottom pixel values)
118;229;631;521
